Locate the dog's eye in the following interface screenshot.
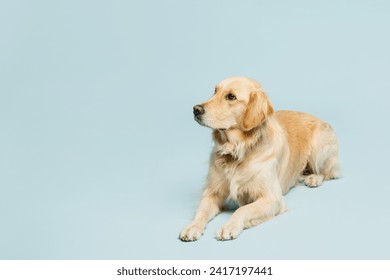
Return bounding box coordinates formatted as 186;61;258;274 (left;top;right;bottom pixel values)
225;93;236;101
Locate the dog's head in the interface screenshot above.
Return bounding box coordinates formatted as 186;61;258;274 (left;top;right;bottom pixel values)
193;77;274;131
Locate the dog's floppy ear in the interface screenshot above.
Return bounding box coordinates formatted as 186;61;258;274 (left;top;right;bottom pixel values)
241;90;274;131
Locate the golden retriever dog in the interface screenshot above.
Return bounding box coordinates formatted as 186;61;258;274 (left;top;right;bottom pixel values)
179;76;340;241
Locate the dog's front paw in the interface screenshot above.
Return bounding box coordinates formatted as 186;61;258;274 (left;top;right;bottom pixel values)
179;223;204;242
216;222;243;241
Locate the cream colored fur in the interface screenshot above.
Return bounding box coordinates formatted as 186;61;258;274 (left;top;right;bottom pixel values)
180;77;340;241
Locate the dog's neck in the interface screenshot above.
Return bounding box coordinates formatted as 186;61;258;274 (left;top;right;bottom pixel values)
212;125;265;162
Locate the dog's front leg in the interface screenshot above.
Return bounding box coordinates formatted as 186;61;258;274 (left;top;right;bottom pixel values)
216;190;286;241
180;167;228;242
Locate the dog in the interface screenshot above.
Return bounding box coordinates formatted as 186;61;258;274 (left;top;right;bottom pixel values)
179;76;340;241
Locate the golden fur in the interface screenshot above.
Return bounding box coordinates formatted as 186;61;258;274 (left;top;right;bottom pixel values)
180;77;340;241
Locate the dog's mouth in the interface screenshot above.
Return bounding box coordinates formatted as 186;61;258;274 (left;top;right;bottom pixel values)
194;116;226;131
194;115;205;126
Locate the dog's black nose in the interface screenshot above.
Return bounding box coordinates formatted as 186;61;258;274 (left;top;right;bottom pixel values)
193;105;205;116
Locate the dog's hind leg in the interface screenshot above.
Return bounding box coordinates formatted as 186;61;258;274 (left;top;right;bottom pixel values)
304;123;340;188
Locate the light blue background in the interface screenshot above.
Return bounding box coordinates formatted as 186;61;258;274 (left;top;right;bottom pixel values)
1;0;389;259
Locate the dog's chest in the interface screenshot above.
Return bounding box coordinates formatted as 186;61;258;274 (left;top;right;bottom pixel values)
221;161;245;201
